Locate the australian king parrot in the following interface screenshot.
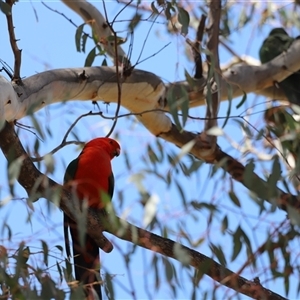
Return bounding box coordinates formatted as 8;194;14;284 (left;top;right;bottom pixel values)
259;27;300;105
63;137;121;299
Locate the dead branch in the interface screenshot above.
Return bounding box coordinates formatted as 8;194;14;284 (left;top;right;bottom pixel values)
5;0;22;84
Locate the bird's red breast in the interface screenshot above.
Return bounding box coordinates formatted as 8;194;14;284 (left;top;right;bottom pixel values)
68;138;120;209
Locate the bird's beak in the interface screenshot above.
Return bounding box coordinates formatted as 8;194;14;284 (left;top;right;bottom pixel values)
114;148;121;157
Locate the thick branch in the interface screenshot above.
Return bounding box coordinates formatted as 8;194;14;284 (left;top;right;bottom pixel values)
109;220;285;300
0;61;299;212
184;38;300;108
0;121;286;300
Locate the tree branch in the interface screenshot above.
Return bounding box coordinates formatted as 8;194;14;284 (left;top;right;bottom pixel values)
1;60;300;212
0;121;286;300
5;0;22;84
2;35;300;134
203;0;222;150
171;37;300;109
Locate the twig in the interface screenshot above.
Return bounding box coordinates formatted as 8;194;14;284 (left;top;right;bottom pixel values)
234;219;291;278
41;2;92;39
102;1;122;138
111;0;134;25
5;0;22;84
30;111;99;162
0;59;13;79
30;141;83;162
136;42;171;66
14;121;43;142
118;0;152;12
109;0;134;74
135;7;164;66
204;0;222;135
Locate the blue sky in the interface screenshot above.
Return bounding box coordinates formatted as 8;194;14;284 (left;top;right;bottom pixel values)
0;1;298;299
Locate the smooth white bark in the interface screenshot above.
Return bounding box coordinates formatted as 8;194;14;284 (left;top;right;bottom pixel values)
0;67;171;135
1;0;300;137
0;38;300;135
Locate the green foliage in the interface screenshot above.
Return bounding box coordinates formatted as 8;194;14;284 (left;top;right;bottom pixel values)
0;1;11;15
164;2;176;20
235;91;247;109
0;241;67;299
162;257;178;298
128;13;142;31
150;1;159;14
84;46;96;67
74;22;107;66
228;190;241;207
75;23;86;52
166;85;190;130
177;7;190;35
209;243;227;266
104;273;115;300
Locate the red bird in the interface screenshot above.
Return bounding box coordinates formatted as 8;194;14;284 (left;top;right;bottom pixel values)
63;137;121;299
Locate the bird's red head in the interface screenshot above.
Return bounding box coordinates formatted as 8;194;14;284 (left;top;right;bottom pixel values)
83;137;121;159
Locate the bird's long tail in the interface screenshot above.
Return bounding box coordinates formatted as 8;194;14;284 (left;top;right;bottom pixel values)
64;214;102;300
